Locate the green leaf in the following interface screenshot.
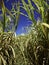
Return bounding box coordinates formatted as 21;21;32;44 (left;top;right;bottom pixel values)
22;0;32;20
42;23;49;28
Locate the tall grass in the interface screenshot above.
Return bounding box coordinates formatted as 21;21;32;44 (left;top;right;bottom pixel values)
0;0;20;32
16;0;49;65
0;1;20;65
0;0;49;65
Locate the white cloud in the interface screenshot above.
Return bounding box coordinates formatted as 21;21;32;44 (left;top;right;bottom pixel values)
20;33;25;36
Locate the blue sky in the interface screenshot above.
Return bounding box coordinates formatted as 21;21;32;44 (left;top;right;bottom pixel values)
0;0;41;35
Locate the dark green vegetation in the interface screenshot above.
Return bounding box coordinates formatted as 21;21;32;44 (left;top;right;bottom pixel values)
0;32;16;65
0;0;49;65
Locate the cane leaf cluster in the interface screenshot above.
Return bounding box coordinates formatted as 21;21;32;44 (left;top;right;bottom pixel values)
0;32;16;65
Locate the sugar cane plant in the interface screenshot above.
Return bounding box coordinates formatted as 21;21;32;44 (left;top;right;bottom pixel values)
0;0;20;65
19;0;49;65
0;32;16;65
0;0;49;65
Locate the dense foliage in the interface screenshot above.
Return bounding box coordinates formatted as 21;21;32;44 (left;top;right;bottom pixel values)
0;32;16;65
15;22;49;65
15;0;49;65
0;0;49;65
